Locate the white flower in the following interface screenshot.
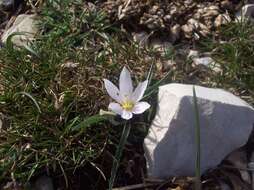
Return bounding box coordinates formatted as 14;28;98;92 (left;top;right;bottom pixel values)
103;66;150;120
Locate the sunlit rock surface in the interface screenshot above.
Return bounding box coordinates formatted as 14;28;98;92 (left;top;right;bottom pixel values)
144;83;254;178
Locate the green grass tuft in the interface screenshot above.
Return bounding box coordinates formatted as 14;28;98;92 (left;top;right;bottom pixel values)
199;20;254;104
0;0;159;186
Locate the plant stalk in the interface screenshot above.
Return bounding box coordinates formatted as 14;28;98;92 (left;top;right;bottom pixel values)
109;122;131;190
193;86;201;190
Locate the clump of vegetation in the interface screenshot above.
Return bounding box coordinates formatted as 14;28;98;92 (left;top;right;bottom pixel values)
0;0;157;187
2;0;253;189
200;20;254;105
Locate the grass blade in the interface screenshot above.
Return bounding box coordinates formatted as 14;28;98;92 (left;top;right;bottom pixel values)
72;114;108;131
109;122;131;190
142;70;173;99
193;86;201;190
15;91;42;114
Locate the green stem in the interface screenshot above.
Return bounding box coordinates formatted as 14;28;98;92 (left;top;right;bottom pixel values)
193;86;201;190
108;122;131;190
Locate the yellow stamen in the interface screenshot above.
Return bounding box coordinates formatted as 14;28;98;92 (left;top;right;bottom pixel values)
122;101;134;111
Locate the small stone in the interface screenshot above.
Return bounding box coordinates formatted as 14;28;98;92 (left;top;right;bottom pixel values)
150;39;173;55
169;24;180;43
193;56;221;73
144;83;254;178
150;5;159;14
169;6;178;15
198;22;210;36
184;0;193;6
147;23;157;30
144;17;154;25
203;9;219;18
157;10;164;17
206;5;220;11
197;7;205;14
187;49;199;59
1;14;39;46
214;13;231;28
181;24;194;39
187;18;199;28
220;0;234;10
132;31;149;46
193;57;214;66
0;118;2;130
164;15;172;22
193;12;201;20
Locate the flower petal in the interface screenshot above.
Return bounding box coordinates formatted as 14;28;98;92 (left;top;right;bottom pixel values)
131;80;148;102
132;101;150;114
108;102;123;115
104;79;121;103
121;110;133;120
119;66;133;98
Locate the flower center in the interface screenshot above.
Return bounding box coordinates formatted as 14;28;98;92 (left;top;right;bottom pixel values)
122;101;134;111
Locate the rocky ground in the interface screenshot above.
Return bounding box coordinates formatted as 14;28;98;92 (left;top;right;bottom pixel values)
101;0;240;42
0;0;245;44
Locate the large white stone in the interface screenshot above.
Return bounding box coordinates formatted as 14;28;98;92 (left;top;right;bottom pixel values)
235;4;254;22
144;83;254;179
1;14;39;46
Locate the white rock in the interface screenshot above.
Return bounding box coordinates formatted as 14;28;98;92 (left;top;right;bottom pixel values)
193;57;221;73
144;83;254;179
193;57;214;66
235;4;254;22
1;14;39;46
